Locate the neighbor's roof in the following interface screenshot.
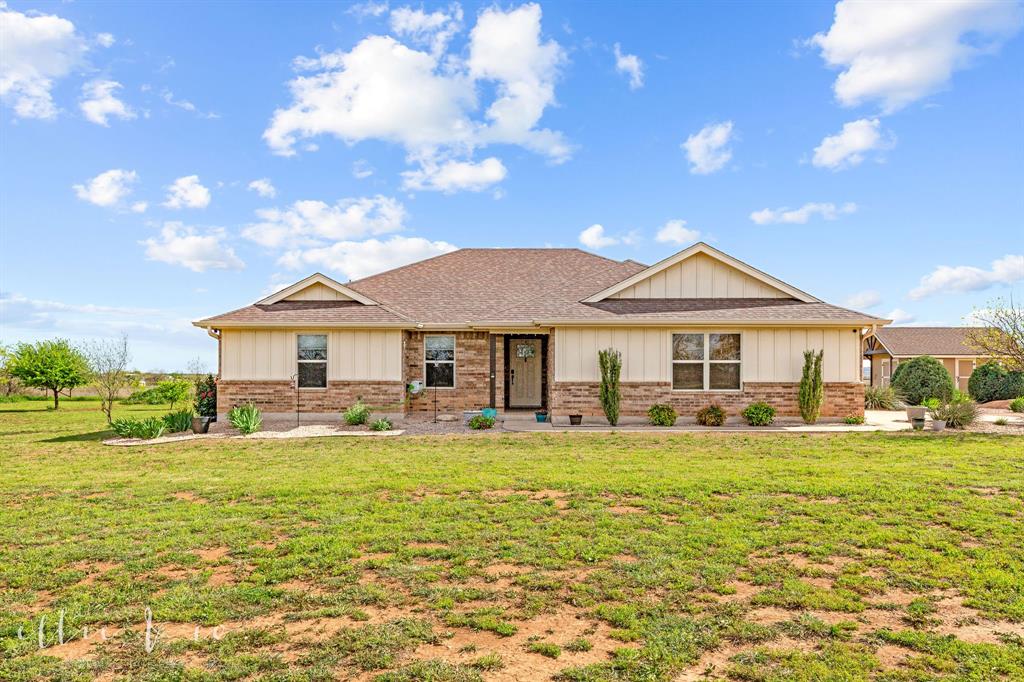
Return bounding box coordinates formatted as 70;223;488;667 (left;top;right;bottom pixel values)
873;327;982;357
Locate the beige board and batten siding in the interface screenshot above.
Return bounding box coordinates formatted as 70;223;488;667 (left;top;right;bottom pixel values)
282;282;354;301
220;329;402;381
609;253;788;299
555;327;861;383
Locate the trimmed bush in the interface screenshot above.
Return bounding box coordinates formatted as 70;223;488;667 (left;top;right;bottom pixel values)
162;409;193;433
843;415;865;425
343;399;371;425
1010;397;1024;413
864;386;902;410
647;403;677;426
891;356;954;406
370;417;392;431
742;402;775;426
468;415;495;430
598;348;622;426
968;362;1005;402
798;350;824;424
229;403;262;434
123;378;192;409
696;404;727;426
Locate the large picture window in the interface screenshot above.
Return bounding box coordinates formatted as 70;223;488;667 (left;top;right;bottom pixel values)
672;332;741;391
425;335;455;388
297;334;327;388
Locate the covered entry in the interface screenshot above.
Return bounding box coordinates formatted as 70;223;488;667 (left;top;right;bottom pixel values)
504;335;548;409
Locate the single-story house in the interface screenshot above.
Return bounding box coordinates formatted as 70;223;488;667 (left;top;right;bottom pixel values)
194;243;887;421
863;327;987;392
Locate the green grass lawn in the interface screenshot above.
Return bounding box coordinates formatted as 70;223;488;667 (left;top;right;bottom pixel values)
1;400;1023;681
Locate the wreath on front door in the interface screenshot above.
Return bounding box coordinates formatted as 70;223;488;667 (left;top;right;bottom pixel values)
515;343;536;359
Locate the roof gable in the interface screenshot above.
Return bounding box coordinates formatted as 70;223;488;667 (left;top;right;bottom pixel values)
257;273;379;306
581;243;820;303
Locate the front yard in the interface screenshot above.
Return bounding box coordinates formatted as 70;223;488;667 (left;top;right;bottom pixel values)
1;401;1023;681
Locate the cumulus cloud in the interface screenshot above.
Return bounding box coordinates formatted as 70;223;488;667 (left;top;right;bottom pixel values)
886;308;917;325
909;254;1024;300
242;195;407;249
844;290;881;310
389;3;463;55
279;235;457;281
613;43;644;89
578;224;620;250
247;178;276;198
348;1;390;19
353;159;375;179
0;4;89;119
401;157;507;193
79;79;135;126
750;202;857;225
96;32;115;48
73;169;138;208
131;201;148;213
163;175;211;209
810;0;1023;113
655;219;700;246
142;222;243;272
812;118;893;170
264;3;566;192
682;121;734;174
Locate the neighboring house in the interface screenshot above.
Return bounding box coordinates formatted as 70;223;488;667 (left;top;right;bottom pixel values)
863;327;987;392
194;243;886;421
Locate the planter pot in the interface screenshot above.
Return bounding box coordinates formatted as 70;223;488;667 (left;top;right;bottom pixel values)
911;417;925;431
906;406;927;421
535;411;548;423
568;414;582;426
481;407;498;420
931;419;946;432
191;416;212;434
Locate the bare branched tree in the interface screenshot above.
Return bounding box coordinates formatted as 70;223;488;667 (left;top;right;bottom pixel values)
0;344;19;396
966;297;1024;371
84;334;132;424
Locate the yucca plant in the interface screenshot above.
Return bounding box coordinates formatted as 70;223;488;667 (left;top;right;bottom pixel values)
228;403;262;434
864;385;902;410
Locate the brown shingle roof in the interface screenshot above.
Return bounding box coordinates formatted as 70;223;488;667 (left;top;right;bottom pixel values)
874;327;982;357
196;301;410;327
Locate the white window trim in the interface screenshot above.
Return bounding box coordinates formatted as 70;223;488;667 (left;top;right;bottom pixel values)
297;333;328;390
671;331;742;392
424;334;456;389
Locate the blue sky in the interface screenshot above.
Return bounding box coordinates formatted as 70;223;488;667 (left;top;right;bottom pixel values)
1;0;1022;371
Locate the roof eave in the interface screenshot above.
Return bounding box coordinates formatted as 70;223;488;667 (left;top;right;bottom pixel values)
192;321;413;329
536;318;883;327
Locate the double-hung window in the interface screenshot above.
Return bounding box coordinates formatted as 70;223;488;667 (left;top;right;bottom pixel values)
424;335;455;388
672;332;741;391
297;334;327;388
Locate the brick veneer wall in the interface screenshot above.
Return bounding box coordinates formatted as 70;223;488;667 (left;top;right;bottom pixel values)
217;380;404;415
550;381;864;419
404;331;492;413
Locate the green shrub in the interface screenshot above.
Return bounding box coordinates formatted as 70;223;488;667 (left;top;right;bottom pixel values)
1010;397;1024;413
798;349;824;424
921;397;941;410
598;348;622;426
111;416;166;439
843;415;865;425
891;356;954;406
468;415;495;430
343;399;371;425
742;401;775;426
864;385;902;410
966;362;1023;403
370;417;392;432
647;403;677;426
111;417;136;438
696;404;727;426
228;403;262;434
162;409;193;433
930;399;977;429
123;379;193;408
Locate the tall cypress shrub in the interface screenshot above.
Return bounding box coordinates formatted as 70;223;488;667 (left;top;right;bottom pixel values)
798;349;824;424
598;348;622;426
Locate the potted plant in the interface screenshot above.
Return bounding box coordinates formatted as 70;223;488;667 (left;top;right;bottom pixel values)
568;414;582;426
906;405;927;423
192;374;217;433
534;409;548;423
930;414;946;431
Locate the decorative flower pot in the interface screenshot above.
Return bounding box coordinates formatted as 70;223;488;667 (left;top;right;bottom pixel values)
931;419;946;432
906;406;927;421
568;414;582;426
911;417;925;431
535;411;548;423
192;416;212;434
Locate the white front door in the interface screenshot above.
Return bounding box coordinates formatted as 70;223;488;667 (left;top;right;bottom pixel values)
509;338;542;408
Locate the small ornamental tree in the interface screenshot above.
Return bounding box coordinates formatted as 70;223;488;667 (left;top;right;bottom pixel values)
966;297;1024;371
891;355;954;406
798;349;824;424
84;334;132;424
8;339;90;409
598;348;622;426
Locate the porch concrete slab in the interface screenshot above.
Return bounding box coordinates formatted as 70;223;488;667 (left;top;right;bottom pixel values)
502;410;913;433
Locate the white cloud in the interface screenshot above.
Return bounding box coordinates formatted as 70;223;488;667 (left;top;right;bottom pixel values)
161;88;218;119
909;254;1024;300
264;3;567;191
279;235;457;281
0;4;89;119
142;222;243;272
810;0;1023;113
348;1;390;18
401;157;507;193
844;290;881;310
163;175;211;209
682;121;734;174
812;118;893;170
73;169;138;208
242;195;407;249
96;32;115;48
613;43;644;90
655;219;700;246
247;178;276;198
130;201;148;213
750;201;857;225
887;308;917;324
579;224;619;250
389;3;463;56
353;159;374;179
79;79;135;126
